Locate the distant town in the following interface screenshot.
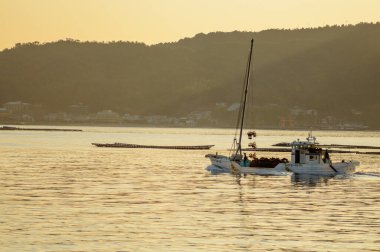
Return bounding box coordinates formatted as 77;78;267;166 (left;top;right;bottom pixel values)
0;100;370;130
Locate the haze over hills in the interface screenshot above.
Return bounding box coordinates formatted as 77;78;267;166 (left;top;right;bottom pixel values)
0;23;379;128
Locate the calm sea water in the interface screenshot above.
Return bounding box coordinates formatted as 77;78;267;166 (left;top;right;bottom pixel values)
0;126;379;251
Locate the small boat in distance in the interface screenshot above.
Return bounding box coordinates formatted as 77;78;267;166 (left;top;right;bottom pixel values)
92;142;214;150
0;125;82;132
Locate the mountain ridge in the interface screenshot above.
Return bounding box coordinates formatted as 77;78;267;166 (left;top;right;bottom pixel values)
0;23;379;127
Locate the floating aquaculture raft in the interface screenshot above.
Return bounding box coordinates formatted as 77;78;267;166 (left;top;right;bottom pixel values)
92;143;214;150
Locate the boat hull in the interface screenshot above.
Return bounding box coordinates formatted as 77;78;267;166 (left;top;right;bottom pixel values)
93;143;214;150
207;156;288;175
289;161;359;175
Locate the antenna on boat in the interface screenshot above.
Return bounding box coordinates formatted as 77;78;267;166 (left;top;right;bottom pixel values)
235;39;254;159
307;128;316;143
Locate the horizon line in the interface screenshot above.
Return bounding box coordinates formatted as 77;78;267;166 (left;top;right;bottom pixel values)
2;21;379;52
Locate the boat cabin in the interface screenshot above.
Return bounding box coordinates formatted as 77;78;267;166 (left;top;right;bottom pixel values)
290;135;323;165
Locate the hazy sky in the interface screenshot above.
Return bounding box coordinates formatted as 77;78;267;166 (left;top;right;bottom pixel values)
1;0;379;50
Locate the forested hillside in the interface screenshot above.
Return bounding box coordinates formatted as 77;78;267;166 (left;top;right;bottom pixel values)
0;23;379;127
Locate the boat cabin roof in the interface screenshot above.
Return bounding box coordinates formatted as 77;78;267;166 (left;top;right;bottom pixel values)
291;135;319;149
291;140;317;148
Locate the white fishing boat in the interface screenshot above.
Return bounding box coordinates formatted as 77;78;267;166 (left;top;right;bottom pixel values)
205;39;288;175
206;153;288;175
288;133;359;175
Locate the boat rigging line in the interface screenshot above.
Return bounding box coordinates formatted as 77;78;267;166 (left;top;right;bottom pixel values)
235;39;254;159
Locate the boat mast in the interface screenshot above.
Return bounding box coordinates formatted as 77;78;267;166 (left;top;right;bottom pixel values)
236;39;254;158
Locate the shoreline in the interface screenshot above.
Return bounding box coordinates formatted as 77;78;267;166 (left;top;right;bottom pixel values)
0;122;378;132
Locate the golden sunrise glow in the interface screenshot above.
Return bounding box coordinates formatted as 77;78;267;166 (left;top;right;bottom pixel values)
1;0;380;50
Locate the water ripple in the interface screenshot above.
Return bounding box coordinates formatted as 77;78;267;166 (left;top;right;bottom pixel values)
0;128;379;251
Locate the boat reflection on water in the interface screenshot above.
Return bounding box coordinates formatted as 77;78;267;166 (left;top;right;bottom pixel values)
291;173;335;187
206;165;227;175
